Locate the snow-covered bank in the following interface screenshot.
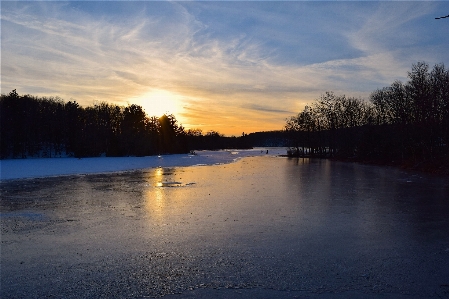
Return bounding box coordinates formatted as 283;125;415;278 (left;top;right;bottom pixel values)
0;148;286;180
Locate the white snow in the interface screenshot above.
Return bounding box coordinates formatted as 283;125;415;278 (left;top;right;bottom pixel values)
0;148;287;181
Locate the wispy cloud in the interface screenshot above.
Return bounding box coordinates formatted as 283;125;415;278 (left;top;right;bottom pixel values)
2;1;448;135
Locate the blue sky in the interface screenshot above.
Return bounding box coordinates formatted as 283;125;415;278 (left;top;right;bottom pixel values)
2;1;449;135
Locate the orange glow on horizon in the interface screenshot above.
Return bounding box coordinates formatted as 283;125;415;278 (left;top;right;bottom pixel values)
126;89;291;136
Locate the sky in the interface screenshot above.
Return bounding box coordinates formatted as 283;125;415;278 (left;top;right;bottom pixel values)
1;1;449;136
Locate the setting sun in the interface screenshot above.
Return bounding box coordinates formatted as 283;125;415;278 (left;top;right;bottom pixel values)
134;89;181;117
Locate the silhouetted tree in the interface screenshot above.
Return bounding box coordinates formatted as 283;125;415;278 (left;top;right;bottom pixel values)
157;114;187;154
121;104;149;156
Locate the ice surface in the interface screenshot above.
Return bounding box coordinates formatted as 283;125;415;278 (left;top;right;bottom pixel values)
0;148;286;180
1;156;448;298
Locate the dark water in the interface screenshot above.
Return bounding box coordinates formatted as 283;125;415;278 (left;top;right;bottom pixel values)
1;157;448;298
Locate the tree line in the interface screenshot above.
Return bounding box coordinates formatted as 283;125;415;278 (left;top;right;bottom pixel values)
0;91;249;159
3;60;447;169
285;62;449;169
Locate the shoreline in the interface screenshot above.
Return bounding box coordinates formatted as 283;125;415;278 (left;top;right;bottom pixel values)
3;151;447;183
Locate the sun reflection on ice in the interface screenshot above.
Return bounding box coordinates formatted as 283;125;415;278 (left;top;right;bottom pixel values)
143;166;199;232
144;167;166;224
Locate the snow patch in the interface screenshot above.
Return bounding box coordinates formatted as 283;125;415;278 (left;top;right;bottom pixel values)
0;148;287;181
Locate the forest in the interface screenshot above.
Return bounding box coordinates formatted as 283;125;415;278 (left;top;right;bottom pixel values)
285;62;449;174
0;91;251;159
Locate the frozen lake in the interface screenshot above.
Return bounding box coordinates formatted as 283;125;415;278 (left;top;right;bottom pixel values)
1;156;449;298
